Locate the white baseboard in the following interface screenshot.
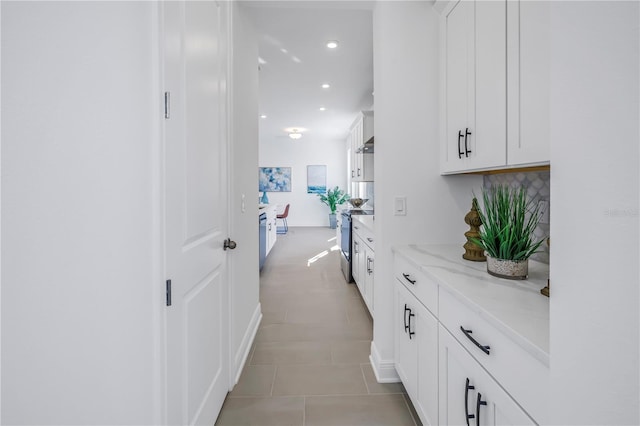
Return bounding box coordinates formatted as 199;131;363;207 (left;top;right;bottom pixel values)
369;341;401;383
233;303;262;385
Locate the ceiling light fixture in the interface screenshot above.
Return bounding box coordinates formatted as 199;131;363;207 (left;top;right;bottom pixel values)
321;83;330;89
319;107;326;111
260;114;267;119
289;130;302;140
326;40;339;49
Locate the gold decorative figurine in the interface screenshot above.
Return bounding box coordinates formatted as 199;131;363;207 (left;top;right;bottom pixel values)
463;197;486;261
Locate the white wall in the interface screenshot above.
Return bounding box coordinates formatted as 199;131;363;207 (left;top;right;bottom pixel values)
229;3;262;384
549;1;639;424
259;134;347;227
1;2;161;424
371;1;483;381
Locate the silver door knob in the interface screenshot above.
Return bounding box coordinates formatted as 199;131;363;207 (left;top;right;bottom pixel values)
224;238;237;250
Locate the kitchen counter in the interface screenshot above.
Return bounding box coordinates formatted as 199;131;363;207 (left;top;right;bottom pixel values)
392;244;549;366
351;214;374;231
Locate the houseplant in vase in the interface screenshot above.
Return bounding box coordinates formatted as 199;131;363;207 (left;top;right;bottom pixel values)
472;184;545;280
317;186;350;229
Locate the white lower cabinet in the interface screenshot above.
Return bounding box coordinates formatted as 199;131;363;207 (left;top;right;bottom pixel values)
352;218;375;315
439;325;535;426
265;205;277;255
395;281;438;425
393;247;549;425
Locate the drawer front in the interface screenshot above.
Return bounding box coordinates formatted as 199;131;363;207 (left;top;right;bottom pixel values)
394;254;437;316
439;288;548;424
352;221;375;250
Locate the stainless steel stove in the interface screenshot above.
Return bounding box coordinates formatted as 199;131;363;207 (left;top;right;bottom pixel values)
339;209;374;282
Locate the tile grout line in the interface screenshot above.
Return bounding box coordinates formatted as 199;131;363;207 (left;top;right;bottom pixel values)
270;364;278;397
359;363;371;395
302;395;306;426
401;393;419;426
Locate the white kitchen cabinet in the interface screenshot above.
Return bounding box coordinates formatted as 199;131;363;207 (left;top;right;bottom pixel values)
352;217;375;315
442;0;506;174
265;205;277;255
393;245;549;425
363;245;374;313
506;0;550;166
439;325;535;426
349;111;374;182
395;280;439;426
352;234;364;293
439;0;550;174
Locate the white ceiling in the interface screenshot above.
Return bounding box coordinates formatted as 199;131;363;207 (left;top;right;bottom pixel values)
243;1;374;143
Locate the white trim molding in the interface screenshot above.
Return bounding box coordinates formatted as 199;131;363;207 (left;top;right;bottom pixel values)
232;303;262;386
369;341;400;383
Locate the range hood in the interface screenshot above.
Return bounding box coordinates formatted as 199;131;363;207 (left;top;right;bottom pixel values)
356;136;374;153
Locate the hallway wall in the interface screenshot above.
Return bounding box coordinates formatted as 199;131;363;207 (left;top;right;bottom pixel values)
230;2;262;383
1;2;161;423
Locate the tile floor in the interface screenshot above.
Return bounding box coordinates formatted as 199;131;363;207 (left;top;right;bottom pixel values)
215;227;421;426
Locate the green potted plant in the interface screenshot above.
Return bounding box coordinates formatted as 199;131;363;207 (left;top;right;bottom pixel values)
317;186;350;229
471;185;545;280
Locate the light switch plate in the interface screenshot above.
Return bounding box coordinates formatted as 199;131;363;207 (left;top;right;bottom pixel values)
394;197;407;216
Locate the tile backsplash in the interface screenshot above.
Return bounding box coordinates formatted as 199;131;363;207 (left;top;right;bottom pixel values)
483;170;550;264
351;182;374;210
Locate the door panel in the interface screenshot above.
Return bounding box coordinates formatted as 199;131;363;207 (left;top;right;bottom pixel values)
185;272;224;422
162;1;229;425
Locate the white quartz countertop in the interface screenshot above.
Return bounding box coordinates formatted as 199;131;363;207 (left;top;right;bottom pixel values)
392;244;550;366
352;215;374;230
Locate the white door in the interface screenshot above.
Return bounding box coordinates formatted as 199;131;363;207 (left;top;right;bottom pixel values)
162;1;230;425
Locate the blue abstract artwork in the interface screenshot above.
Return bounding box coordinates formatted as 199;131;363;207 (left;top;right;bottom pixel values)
307;165;327;194
259;167;291;192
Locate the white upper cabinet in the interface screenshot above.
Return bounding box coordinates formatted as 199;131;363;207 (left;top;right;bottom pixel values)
349;111;374;182
439;0;550;174
442;0;506;173
507;1;550;166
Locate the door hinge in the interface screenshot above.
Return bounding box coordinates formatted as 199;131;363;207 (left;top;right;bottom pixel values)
166;279;172;306
164;91;170;119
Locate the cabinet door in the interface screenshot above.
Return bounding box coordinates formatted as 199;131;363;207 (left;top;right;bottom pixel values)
439;326;535;426
443;0;506;174
265;206;277;255
364;245;374;313
395;284;419;400
444;0;474;173
352;235;363;289
348;130;356;181
395;283;439;425
354;125;363;181
416;303;438;426
507;0;550;166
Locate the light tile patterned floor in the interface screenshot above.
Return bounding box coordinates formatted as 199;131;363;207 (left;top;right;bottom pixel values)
215;227;420;426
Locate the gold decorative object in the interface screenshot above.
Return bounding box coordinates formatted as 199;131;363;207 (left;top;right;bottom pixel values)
463;198;486;262
541;280;550;297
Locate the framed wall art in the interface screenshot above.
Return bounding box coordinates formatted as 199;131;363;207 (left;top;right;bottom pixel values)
307;165;327;194
259;167;292;192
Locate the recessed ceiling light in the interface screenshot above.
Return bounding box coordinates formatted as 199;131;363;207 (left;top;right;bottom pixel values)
321;83;330;89
319;107;326;111
260;114;267;119
326;40;339;49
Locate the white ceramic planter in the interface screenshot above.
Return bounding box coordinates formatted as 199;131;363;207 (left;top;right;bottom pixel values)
486;255;528;280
